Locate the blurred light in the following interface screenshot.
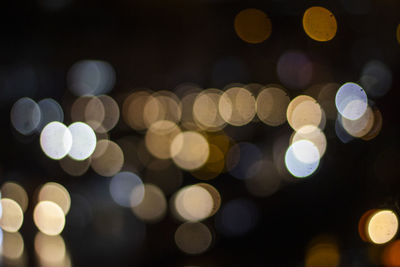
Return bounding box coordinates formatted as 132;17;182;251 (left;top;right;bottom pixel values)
234;8;272;44
360;60;392;98
302;6;337;42
175;222;212;255
219;87;256;126
362;106;382;141
40;122;72;160
91;140;124;177
256;86;290;126
91;95;120;133
193;89;226;131
10;97;41;135
67;122;97;160
216;198;258;237
317;83;339;120
285;140;320;178
110;171;144;208
145;120;181;159
291;125;327;158
67;60;115;96
59;156;91;176
0;198;23;232
277;51;313;90
173;184;215;222
34;232;66;265
397;24;400;45
131;184;166;223
226;142;263;179
38;182;71;215
143;91;182;128
171;131;209;171
84;95;106;130
33;201;66;236
383;239;400;267
181;92;201;131
122;90;152;131
37;98;64;132
287;95;324;131
367;209;398;245
359;209;377;242
245;160;281;197
335;116;353;143
0;231;24;260
1;182;28;213
335;82;368;120
191;144;225;180
340;105;374;138
305;236;340;267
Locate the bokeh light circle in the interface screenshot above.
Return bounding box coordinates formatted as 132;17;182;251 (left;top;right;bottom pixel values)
234;8;272;44
110;171;144;208
0;198;24;233
38;182;71;215
303;6;337;42
1;182;29;213
11;97;41;135
175;222;212;255
335;82;368;120
367;209;398;245
285;140;320;178
40;122;72;160
33;201;66;236
68;122;97;160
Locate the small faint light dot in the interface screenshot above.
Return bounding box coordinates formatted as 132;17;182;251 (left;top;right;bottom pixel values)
367;209;398;245
40;122;72;160
171;131;209;171
34;232;66;264
0;198;24;233
302;6;337;42
219;87;256;126
335;82;368;120
285;140;320;178
91;140;124;177
38;182;71;215
68;122;97;161
110;172;144;208
33;201;66;236
256;86;290;126
10;97;41;135
175;222;212;255
131;184;167;223
1;231;24;260
234;8;272;44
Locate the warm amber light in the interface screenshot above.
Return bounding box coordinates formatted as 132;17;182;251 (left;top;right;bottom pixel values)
303;6;337;42
0;198;24;233
1;182;29;212
367;209;398;245
33;201;66;236
38;182;71;215
234;8;272;44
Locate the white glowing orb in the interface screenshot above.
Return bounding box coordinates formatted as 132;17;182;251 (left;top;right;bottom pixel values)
40;122;72;160
285;140;320;178
335;82;368;120
68;122;97;160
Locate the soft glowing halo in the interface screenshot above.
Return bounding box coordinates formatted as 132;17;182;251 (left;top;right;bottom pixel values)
1;231;24;260
33;201;66;236
91;140;124;177
68;122;97;160
34;232;66;264
302;6;337;42
0;198;23;233
130;184;167;223
37;98;64;131
291;125;327;158
335;82;368;120
174;222;212;255
1;182;29;213
285;140;320;178
38;182;71;215
234;8;272;44
170;131;209;171
110;172;144;208
40;122;72;160
10;97;41;135
367;209;398;244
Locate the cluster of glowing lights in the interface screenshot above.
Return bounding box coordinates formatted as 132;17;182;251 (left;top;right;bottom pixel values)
359;209;398;245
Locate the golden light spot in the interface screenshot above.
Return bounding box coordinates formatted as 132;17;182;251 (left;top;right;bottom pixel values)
196;183;221;217
1;231;24;259
291;125;327;158
171;131;209;171
33;201;66;236
91;140;124;177
191;144;225;180
193;89;226;131
93;95;120;133
256;86;290;126
303;6;337;42
175;222;212;255
143;91;182;128
305;236;340;267
367;209;398;244
181;92;201;131
122;90;152;131
383;239;400;267
287;95;324;131
173;185;214;222
359;209;378;242
131;184;167;223
234;8;272;44
219;87;256;126
1;182;28;212
341;105;374;138
34;232;66;264
59;156;91;176
145;120;181;159
84;95;105;130
0;198;24;232
38;182;71;215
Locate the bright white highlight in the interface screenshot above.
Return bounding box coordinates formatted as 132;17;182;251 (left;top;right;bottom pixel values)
68;122;97;160
285;140;320;178
40;122;72;160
